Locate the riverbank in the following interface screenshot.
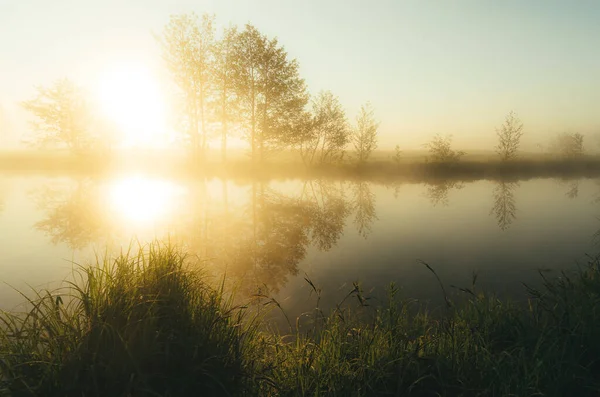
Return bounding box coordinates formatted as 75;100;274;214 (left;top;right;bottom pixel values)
1;243;600;396
2;150;600;182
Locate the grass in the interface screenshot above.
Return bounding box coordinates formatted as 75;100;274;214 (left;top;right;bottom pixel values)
2;243;600;396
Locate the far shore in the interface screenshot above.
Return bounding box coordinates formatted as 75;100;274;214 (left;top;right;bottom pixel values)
2;149;600;182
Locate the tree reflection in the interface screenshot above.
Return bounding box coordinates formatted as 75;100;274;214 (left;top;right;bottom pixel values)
424;180;464;207
29;177;379;295
226;184;311;294
351;181;377;238
31;179;107;249
565;181;579;199
490;181;519;231
301;180;351;250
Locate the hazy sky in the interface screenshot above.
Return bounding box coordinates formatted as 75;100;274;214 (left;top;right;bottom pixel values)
1;0;600;149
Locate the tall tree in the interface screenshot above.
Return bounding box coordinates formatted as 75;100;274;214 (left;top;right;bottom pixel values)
496;111;524;161
233;24;308;162
159;13;215;159
21;78;92;151
353;102;379;164
211;25;239;162
299;91;350;165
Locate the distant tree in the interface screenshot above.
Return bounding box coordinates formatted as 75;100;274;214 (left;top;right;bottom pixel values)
353;102;379;164
393;144;402;165
299;91;350;165
158;12;215;159
495;111;524;161
424;134;465;163
553;132;584;159
232;25;308;162
211;25;239;162
21;78;93;151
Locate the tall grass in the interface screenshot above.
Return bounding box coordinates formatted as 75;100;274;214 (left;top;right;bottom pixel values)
0;243;263;396
2;243;600;396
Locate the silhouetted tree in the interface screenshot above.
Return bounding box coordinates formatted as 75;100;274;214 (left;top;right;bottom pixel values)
233;25;308;162
21;79;93;151
490;181;518;231
353;102;379;164
424;134;465;163
212;25;240;162
496;111;524;161
299;91;350;165
159;13;215;159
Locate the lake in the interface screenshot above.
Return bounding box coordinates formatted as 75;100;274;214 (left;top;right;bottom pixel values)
1;173;599;324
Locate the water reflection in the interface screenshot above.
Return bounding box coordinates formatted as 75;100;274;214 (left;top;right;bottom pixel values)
108;176;185;223
424;180;464;207
301;180;351;250
352;181;377;238
32;176;187;249
31;175;600;296
490;181;519;231
30;176;380;295
32;179;107;249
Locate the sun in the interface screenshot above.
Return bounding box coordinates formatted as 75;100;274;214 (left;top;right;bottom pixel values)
95;62;169;148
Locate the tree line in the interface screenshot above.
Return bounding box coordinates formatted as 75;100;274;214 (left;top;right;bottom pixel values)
18;12;589;165
424;111;586;163
19;12;379;164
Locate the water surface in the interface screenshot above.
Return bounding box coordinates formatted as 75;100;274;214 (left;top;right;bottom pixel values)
1;174;599;322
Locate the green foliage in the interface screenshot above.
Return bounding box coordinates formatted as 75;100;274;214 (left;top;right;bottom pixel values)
0;243;261;396
496;111;524;161
3;244;600;396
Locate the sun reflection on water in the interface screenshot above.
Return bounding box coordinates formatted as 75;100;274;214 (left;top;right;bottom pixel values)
107;176;185;224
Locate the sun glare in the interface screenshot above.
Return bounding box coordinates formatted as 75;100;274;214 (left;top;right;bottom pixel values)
95;62;169;148
107;176;185;224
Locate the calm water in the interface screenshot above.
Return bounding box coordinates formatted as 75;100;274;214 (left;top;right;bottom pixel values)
1;174;599;321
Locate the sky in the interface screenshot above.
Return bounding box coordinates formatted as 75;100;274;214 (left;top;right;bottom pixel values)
1;0;600;150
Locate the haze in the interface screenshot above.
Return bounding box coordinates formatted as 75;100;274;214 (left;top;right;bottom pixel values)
2;0;600;150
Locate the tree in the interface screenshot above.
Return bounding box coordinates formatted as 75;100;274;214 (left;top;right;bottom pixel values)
353;102;379;164
211;25;239;162
299;91;350;165
159;13;215;159
424;134;465;163
21;78;93;151
233;24;308;162
392;145;402;165
496;111;524;161
553;132;584;158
